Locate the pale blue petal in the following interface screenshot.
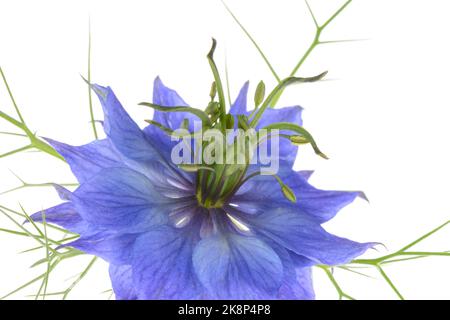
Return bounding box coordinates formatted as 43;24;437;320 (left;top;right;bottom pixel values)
30;202;90;234
152;77;197;132
232;165;363;223
229;95;303;166
92;84;159;164
193;232;283;299
278;267;315;300
109;264;137;300
132;224;202;299
229;81;249;115
255;106;303;166
72;167;168;232
282;169;364;223
63;231;138;264
45;138;122;183
262;239;315;300
237;209;374;265
256;105;303;128
52;184;73;201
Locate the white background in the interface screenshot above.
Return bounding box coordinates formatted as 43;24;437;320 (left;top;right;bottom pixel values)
0;0;449;300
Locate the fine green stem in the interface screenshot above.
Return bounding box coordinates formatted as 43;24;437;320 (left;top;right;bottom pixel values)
352;220;450;265
224;55;232;106
0;204;77;235
319;266;355;300
221;0;281;82
272;0;353;106
376;265;404;300
35;213;50;300
207;39;227;133
223;0;354;107
62;257;97;300
0;66;25;124
0;110;24;130
340;220;450;300
290;32;320;77
0;131;27;137
398;220;449;253
0;180;78;196
0;145;33;159
0;208;53;250
295;0;353;76
88;20;98;140
0;67;65;161
0;259;61;300
250;75;323;127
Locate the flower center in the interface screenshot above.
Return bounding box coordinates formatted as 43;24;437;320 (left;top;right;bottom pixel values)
194;164;244;209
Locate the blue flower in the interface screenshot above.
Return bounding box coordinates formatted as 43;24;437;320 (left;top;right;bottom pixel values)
31;77;373;299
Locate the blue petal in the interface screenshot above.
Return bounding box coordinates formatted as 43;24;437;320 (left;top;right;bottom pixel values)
52;184;73;201
153;76;189;108
109;264;137;300
132;224;202;299
63;232;138;264
141;125;196;185
255;106;303;166
151;77;197;132
230;81;249;115
30;202;90;234
256;105;303;128
278;267;315;300
290;252;316;268
45;138;122;183
298;170;314;180
227;85;303;166
282;169;364;223
232;165;363;223
72;167;168;232
144;77;201;183
238;209;373;265
92;84;159;164
263;239;315;300
192;232;283;299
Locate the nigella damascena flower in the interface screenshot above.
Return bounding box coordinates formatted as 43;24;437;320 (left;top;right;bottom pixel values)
31;76;373;300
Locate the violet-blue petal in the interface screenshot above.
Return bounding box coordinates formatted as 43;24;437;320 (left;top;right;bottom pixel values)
256;105;303;128
238;209;373;265
282;170;364;223
255;105;303;166
278;267;315;300
109;264;137;300
72;167;168;232
298;170;314;180
30;202;90;234
274;243;315;300
52;184;73;201
132;224;201;299
92;84;158;163
263;238;315;300
232;166;363;223
63;232;139;265
290;252;316;268
152;77;197;132
228;85;303;166
45;138;122;183
192;233;283;299
229;81;249;115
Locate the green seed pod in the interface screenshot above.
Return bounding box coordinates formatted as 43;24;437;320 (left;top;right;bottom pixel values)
254;80;266;107
290;135;309;145
225;114;235;129
281;184;297;203
210;81;217;100
178;164;214;173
